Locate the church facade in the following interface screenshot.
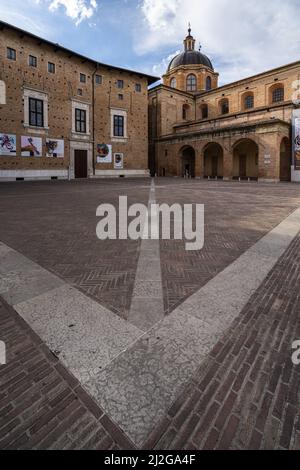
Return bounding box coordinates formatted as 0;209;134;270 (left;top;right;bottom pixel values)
149;28;300;183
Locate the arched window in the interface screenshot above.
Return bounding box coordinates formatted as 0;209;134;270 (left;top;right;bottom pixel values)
244;93;254;110
170;77;176;89
201;104;208;119
272;85;284;103
206;76;212;91
220;98;229;115
186;74;197;92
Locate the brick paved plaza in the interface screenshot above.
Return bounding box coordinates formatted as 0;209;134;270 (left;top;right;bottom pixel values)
0;178;300;449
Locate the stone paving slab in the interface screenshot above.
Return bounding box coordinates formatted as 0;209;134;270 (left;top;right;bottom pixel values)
14;284;143;384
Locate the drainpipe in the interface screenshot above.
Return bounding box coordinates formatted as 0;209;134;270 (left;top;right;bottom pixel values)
92;63;98;177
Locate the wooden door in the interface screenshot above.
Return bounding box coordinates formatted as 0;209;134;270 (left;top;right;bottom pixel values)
74;150;87;178
239;154;247;178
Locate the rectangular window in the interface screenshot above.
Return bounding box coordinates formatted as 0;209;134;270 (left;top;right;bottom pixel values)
29;98;44;127
7;47;16;61
29;55;37;67
113;115;124;137
117;79;124;89
77;88;83;96
95;74;102;85
48;62;55;74
135;83;141;92
80;73;86;83
75;108;86;133
118;94;123;101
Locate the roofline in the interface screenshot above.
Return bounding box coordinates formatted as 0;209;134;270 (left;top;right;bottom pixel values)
196;59;300;98
0;20;160;85
148;83;193;98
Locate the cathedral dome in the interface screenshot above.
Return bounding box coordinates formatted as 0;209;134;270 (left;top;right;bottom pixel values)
167;25;213;73
167;50;213;72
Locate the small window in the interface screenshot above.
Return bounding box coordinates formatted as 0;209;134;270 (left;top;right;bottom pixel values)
186;74;197;92
29;98;44;127
118;94;124;101
80;73;86;83
170;77;177;89
7;47;16;61
135;83;141;92
95;74;102;85
48;62;55;74
75;108;86;133
201;104;208;119
117;79;124;89
29;55;37;67
113;115;124;137
220;99;229;115
272;86;284;103
77;88;83;96
245;94;254;109
182;104;189;120
206;76;212;91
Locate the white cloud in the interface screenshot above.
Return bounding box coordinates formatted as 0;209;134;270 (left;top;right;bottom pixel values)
47;0;98;25
152;49;180;76
138;0;300;84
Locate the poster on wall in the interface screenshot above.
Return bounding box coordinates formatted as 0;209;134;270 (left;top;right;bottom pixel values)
0;134;17;156
96;143;112;163
46;138;64;158
293;116;300;170
114;153;124;169
21;136;42;157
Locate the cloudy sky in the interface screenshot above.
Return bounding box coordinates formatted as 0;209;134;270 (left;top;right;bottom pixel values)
1;0;300;85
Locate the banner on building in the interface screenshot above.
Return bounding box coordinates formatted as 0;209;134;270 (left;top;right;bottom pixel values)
0;133;16;156
21;136;42;157
114;153;123;169
46;138;64;158
96;143;112;163
293;110;300;170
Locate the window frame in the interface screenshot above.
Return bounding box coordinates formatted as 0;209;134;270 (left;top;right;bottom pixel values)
117;79;124;89
272;86;284;103
48;62;55;74
201;104;208;119
135;83;141;92
29;97;44;128
220;99;229;115
113;115;124;137
75;108;87;133
80;73;86;83
186;74;197;92
170;78;177;89
244;94;254;109
7;47;16;61
95;74;102;85
28;55;37;68
206;76;212;91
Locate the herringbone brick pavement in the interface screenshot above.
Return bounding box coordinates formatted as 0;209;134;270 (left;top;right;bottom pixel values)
0;298;135;450
147;233;300;450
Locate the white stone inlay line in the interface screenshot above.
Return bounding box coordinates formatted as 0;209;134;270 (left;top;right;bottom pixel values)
83;207;300;447
128;179;164;331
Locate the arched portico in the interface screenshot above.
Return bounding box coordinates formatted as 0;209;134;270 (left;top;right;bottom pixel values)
180;146;196;178
203;143;224;179
233;139;259;180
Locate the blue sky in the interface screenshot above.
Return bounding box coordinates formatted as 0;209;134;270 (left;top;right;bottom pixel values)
1;0;300;85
